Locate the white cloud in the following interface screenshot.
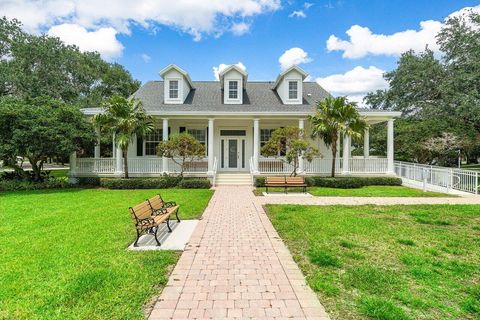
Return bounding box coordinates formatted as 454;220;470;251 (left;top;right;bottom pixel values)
231;22;250;35
327;5;480;59
289;10;306;18
1;0;281;57
278;47;312;70
47;24;124;60
212;62;247;80
304;2;314;9
141;53;151;63
316;66;388;106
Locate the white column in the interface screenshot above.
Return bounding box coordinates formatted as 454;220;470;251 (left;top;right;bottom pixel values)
115;143;123;175
342;134;351;174
162;118;169;173
298;119;305;173
68;151;77;183
112;133;116;158
253;119;260;173
387;119;395;173
207;118;215;174
94;127;101;158
364;128;370;159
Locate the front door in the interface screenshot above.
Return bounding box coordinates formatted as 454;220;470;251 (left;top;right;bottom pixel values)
221;137;246;171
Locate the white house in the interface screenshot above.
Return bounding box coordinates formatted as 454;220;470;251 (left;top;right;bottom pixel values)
72;64;401;184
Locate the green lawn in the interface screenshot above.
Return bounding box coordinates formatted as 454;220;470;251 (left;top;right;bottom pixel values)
47;169;69;178
0;188;213;320
256;185;452;197
265;204;480;320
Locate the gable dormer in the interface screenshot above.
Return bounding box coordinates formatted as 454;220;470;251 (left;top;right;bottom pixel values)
273;65;309;105
219;65;248;104
159;64;194;104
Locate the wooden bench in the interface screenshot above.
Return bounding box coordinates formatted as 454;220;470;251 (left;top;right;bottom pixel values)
265;176;307;193
129;195;180;247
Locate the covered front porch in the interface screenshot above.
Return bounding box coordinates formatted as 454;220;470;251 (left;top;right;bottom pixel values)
70;114;397;179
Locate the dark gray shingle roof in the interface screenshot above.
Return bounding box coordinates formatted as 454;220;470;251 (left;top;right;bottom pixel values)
131;81;331;114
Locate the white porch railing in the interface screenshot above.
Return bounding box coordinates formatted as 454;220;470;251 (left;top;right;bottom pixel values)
349;158;388;173
258;157;389;175
166;158;208;174
76;158;116;174
128;158;163;174
75;157;208;176
75;157;390;176
212;157;218;186
394;161;479;194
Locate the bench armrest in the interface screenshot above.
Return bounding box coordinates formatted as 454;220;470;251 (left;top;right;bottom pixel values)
152;208;168;216
164;201;176;208
137;217;155;228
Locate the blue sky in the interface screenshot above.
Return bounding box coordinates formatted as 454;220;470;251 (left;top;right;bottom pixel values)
2;0;479;103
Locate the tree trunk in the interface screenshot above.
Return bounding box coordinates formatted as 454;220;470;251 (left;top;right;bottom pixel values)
30;159;42;181
331;132;337;178
123;149;129;179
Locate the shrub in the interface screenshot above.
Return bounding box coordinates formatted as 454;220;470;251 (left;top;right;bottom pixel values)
99;177;210;189
256;176;402;189
177;178;211;189
0;177;70;191
255;177;266;187
76;177;101;186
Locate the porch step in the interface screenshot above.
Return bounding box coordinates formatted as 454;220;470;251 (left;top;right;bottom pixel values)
215;173;252;186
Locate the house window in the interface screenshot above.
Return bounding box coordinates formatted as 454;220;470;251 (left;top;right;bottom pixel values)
288;81;298;100
260;129;275;148
228;81;238;99
144;129;163;156
187;128;206;146
169;80;179;99
260;128;286;156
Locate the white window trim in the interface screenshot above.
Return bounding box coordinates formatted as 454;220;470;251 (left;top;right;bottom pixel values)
143;129;163;157
186;127;208;157
165;78;182;103
228;80;239;100
224;78;242;104
288;80;299;100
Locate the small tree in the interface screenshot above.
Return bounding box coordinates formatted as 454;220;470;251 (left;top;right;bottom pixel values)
93;95;153;178
261;127;319;176
0;96;96;181
310;97;368;177
157;133;206;177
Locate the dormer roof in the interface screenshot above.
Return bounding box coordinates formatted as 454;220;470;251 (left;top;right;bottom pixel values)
159;64;194;88
273;65;309;89
219;64;248;88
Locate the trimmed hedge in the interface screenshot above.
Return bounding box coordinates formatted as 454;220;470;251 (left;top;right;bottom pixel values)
255;176;402;189
99;177;211;189
0;177;70;191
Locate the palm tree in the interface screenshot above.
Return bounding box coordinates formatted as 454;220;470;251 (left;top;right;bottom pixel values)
309;96;368;177
93;95;154;178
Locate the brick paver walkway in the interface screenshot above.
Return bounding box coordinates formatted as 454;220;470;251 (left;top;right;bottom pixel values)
149;186;330;320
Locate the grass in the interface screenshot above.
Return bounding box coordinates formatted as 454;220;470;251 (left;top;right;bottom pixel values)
0;188;213;319
255;185;452;197
265;204;480;320
47;169;69;178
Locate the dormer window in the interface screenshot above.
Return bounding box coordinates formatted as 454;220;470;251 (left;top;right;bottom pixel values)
288;81;298;100
273;65;308;104
159;64;194;104
169;80;179;99
228;81;238;99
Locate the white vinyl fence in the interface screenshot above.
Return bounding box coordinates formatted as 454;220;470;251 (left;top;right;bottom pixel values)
394;161;479;194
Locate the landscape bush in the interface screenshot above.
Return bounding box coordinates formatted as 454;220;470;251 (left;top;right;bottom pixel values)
0;177;70;191
255;176;402;189
99;177;211;189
